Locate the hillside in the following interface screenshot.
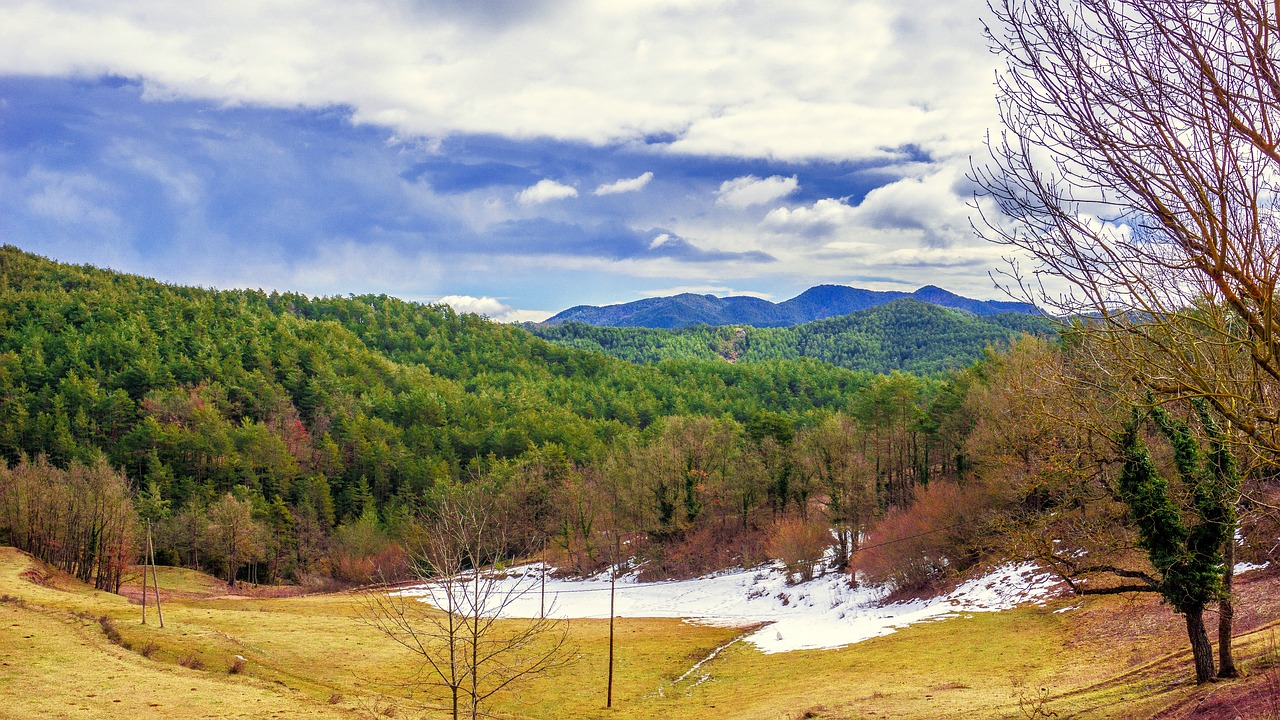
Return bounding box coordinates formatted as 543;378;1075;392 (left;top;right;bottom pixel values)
5;546;1280;719
542;284;1040;328
0;245;872;511
531;298;1056;374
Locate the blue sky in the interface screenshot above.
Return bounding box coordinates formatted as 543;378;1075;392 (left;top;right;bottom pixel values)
0;0;1013;321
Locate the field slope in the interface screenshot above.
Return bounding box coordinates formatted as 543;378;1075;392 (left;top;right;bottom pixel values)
5;546;1280;719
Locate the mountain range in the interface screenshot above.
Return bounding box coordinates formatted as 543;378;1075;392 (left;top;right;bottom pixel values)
542;284;1039;328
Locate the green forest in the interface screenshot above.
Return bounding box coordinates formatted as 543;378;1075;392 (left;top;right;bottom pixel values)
0;246;964;584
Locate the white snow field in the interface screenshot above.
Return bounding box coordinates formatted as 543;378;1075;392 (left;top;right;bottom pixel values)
401;560;1064;654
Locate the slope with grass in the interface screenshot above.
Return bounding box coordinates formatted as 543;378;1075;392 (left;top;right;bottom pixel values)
5;545;1280;719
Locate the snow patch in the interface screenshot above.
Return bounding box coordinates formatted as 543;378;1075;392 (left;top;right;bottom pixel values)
1234;561;1269;575
399;561;1063;654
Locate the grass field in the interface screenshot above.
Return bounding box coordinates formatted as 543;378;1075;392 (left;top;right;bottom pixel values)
2;546;1279;719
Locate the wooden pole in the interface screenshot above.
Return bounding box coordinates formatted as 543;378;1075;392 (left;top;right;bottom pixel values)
607;532;619;708
141;522;148;625
148;520;164;628
540;538;547;620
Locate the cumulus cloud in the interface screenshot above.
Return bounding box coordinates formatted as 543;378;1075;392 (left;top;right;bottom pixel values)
516;179;578;206
716;175;799;208
763;167;976;248
437;294;550;323
0;1;997;162
594;171;653;196
0;1;1035;313
763;198;857;237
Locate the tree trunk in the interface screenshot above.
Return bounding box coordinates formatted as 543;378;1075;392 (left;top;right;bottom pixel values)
1218;540;1238;678
1184;606;1216;684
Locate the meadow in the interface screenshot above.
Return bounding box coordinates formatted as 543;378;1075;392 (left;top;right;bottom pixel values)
5;546;1280;719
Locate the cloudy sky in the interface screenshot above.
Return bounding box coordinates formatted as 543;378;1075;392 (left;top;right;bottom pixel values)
0;0;1011;321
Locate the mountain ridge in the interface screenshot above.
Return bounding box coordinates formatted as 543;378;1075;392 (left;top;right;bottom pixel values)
543;284;1038;328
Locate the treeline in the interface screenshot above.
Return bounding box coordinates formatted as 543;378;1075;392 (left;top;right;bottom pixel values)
528;298;1054;375
0;246;960;584
0;456;134;591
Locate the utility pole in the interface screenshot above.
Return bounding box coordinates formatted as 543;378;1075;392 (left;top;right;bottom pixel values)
141;526;148;625
148;519;164;627
607;531;619;708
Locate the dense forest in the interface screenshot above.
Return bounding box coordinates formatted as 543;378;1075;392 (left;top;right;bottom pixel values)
529;300;1053;374
0;246;968;585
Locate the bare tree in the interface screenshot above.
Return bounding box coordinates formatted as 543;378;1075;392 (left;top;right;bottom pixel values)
976;0;1280;681
0;456;135;592
361;487;573;720
977;0;1280;461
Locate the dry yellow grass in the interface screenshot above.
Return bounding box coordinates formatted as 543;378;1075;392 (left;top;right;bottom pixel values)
3;545;1277;719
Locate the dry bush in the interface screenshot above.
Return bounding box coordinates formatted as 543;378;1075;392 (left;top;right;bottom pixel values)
139;640;159;659
227;657;246;674
178;653;206;670
635;521;767;581
852;480;1001;595
766;517;832;585
329;542;411;584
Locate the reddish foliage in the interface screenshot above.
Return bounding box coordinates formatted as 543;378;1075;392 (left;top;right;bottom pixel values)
852;480;1000;594
636;520;768;581
765;516;832;584
329;542;412;584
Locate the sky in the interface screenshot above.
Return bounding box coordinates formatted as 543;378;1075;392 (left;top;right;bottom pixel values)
0;0;1015;322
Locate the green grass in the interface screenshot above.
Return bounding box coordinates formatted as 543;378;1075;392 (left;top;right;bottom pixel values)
2;546;1277;719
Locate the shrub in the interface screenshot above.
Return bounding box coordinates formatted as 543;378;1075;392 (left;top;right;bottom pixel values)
766;517;832;584
139;640;159;659
178;653;205;670
227;657;246;674
852;480;999;595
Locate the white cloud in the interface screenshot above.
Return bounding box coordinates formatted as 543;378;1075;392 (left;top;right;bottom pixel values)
716;175;799;208
593;171;653;195
763;198;858;236
437;294;550;323
516;179;578;206
0;1;997;162
763;166;977;248
638;285;774;300
648;233;673;249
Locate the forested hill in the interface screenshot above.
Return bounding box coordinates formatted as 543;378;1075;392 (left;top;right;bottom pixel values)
0;245;874;517
530;299;1055;375
543;283;1039;328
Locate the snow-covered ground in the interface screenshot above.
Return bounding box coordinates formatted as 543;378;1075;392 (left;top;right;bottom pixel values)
399;561;1063;654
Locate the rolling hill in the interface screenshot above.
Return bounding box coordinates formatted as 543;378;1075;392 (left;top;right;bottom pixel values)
542;284;1039;329
531;298;1055;374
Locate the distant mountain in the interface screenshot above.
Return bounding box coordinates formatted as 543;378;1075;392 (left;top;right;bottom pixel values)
531;297;1057;375
542;284;1039;328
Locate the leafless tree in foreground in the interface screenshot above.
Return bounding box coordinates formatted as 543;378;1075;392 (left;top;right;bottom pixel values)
360;487;573;720
976;0;1280;463
976;0;1280;681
